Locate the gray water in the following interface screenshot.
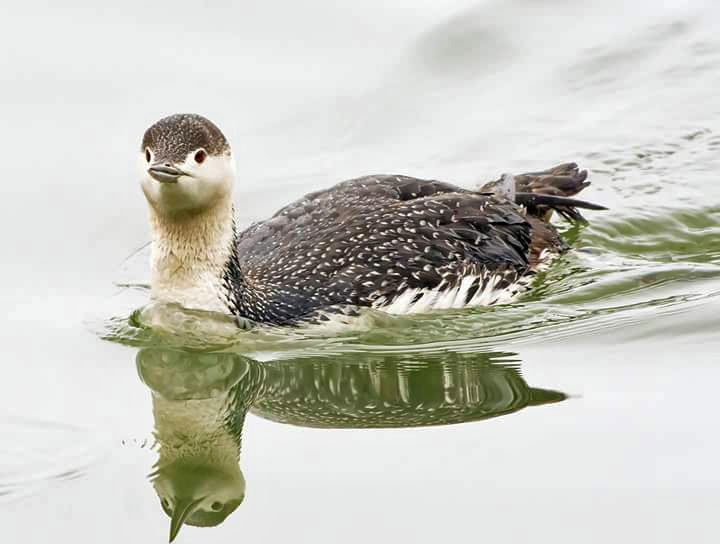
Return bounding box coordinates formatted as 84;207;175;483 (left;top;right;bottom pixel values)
2;0;720;542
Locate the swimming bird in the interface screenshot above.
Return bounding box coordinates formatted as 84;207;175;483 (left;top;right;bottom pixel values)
139;113;605;326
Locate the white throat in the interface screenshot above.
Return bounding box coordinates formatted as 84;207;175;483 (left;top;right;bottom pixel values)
148;197;235;313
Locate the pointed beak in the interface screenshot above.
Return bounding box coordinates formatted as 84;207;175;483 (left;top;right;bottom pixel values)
149;164;186;184
169;496;204;542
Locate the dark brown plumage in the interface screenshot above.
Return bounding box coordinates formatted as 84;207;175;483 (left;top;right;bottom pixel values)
222;165;605;325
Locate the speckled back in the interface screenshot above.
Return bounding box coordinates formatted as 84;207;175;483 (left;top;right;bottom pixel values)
223;175;532;324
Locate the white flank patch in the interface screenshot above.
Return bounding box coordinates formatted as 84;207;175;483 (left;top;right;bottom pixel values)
372;252;559;316
373;273;517;315
286;252;561;332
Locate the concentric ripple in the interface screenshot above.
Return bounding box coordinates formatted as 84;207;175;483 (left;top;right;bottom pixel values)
0;419;108;503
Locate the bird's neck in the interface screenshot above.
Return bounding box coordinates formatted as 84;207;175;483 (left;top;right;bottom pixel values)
148;198;235;313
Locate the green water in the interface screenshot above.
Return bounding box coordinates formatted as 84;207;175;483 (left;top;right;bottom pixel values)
2;1;720;542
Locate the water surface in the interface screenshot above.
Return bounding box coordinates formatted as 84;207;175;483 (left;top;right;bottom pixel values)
2;0;719;542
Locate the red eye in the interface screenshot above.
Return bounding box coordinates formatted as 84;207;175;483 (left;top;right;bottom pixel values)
145;149;151;162
194;150;207;164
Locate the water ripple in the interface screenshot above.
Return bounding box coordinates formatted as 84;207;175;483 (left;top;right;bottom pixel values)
0;419;108;503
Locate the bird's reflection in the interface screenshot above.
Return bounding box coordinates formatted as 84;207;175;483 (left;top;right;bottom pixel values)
136;347;565;540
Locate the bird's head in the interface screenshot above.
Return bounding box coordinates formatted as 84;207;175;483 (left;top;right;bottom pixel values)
139;113;235;216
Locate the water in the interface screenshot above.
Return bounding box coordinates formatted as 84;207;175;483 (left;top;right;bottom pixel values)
2;0;720;542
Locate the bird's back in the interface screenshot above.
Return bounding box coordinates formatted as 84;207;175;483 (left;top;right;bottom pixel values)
224;166;601;324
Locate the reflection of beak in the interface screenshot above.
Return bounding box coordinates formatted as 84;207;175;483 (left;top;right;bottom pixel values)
149;164;186;184
169;496;205;542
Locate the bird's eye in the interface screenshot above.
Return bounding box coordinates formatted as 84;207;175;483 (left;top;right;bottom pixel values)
145;149;151;163
194;150;207;164
210;501;223;511
161;498;170;509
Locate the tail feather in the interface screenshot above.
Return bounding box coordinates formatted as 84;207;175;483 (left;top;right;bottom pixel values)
514;162;589;197
481;162;606;223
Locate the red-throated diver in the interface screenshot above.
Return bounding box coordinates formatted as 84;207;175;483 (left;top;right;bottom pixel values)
139;113;605;326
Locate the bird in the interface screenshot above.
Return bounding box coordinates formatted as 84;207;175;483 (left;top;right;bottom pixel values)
138;113;606;326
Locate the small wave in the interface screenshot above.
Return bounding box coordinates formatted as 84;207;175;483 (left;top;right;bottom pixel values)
0;419;108;503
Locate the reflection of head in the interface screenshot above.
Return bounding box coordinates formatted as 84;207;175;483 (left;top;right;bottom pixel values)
137;348;260;542
153;460;245;541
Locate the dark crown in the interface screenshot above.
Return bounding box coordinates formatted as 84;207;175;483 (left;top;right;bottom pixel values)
142;114;230;164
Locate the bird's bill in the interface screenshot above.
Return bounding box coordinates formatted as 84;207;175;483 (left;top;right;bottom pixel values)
149;164;186;184
169;496;205;542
